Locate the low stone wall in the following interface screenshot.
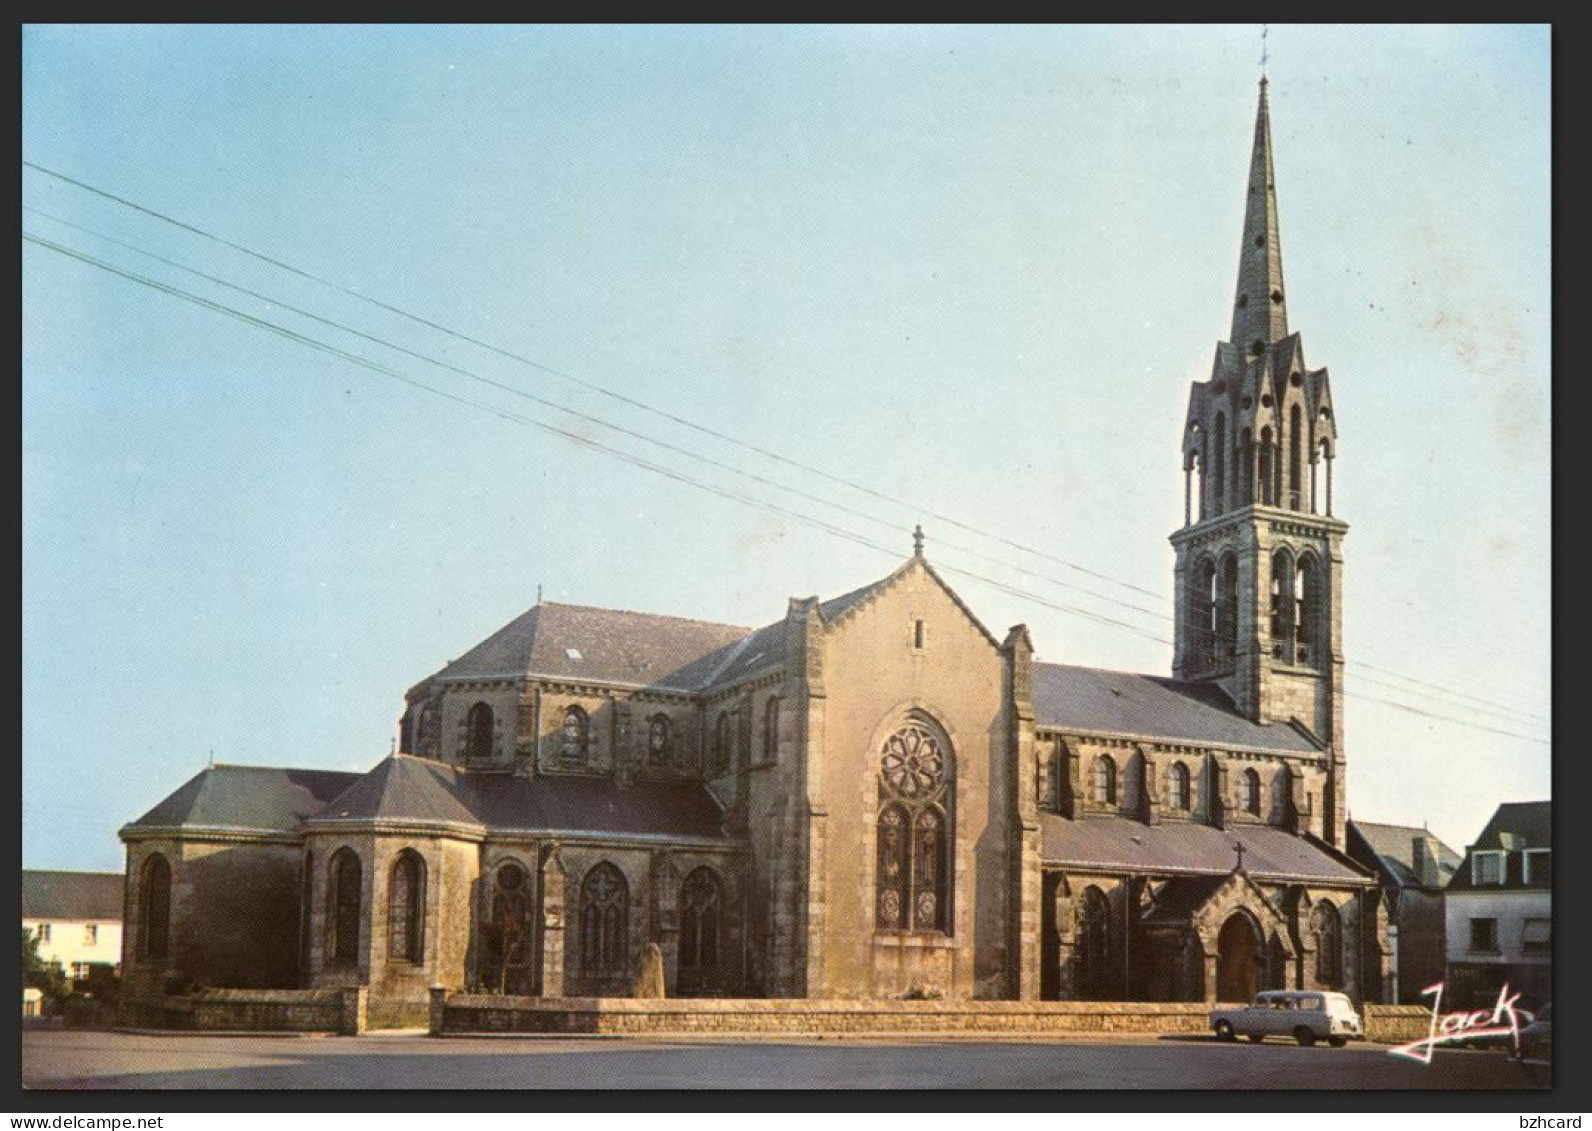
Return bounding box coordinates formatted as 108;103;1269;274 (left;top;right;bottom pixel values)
1362;1004;1435;1044
437;994;1219;1037
120;988;362;1034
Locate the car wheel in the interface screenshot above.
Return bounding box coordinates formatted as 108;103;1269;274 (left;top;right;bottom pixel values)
1247;1034;1264;1044
1295;1027;1316;1047
1328;1036;1347;1048
1215;1020;1235;1042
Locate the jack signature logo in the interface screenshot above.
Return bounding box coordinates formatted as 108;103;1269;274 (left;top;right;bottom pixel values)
1389;981;1524;1064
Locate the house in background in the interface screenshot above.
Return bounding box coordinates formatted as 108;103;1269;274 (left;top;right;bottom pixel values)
22;870;125;985
1443;801;1551;1011
1347;819;1459;1003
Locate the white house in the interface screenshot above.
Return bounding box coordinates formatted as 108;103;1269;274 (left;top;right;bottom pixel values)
1443;802;1551;1011
22;870;125;984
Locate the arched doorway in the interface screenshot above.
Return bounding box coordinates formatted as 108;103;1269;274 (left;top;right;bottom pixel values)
1216;912;1260;1002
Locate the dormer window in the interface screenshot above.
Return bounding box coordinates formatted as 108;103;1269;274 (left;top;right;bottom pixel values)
1471;849;1505;885
1524;848;1551;885
565;647;583;661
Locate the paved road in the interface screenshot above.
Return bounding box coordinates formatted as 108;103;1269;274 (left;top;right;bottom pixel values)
22;1029;1544;1090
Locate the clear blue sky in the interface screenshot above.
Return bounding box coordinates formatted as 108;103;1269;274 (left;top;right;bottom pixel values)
22;25;1549;869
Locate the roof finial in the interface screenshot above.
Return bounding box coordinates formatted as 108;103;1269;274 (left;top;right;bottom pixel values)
390;736;397;756
1233;840;1246;872
208;746;214;768
912;523;925;558
1260;24;1269;80
537;583;543;605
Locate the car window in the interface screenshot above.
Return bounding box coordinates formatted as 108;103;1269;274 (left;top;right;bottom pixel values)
1300;995;1323;1010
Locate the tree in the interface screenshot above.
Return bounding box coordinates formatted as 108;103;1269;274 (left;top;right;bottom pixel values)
22;927;69;1009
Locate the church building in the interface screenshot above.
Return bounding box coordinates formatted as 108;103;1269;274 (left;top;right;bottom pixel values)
119;81;1387;1024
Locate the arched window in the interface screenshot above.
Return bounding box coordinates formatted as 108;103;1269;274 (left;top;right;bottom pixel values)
647;714;671;767
763;697;780;764
1288;404;1303;509
1193;557;1217;665
1169;762;1191;811
138;854;171;962
387;850;426;962
1242;768;1262;816
482;862;532;994
679;867;722;985
1217;554;1239;658
1258;426;1275;505
1077;885;1114;1000
875;722;951;933
398;711;415;755
1093;755;1117;806
1239;428;1255;506
1310;901;1343;988
465;702;494;763
711;712;731;777
416;701;437;756
1270;549;1295;658
560;706;589;766
579;863;629;979
1211;413;1227;516
329;848;362;967
1295;555;1319;664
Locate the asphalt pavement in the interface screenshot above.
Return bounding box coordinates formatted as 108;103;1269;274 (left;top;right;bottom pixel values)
20;1027;1546;1090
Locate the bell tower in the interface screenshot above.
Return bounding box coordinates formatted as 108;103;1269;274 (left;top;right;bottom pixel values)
1169;79;1348;846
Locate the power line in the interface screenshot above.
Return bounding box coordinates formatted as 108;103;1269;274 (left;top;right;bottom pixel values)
23;161;1546;724
25;226;1549;749
22;164;1548;729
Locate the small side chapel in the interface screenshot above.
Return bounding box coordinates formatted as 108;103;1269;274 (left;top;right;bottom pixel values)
120;80;1386;1022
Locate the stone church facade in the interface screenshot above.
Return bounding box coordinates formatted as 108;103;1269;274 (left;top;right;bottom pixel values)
120;81;1387;1021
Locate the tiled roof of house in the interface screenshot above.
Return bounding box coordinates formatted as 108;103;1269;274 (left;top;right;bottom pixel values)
1031;663;1323;754
1040;813;1371;885
122;764;363;835
22;871;124;921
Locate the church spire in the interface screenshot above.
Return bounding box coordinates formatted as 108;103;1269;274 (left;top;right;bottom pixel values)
1230;78;1288;352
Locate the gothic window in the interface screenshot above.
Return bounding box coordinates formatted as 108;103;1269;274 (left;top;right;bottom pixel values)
560;706;590;766
579;863;629;979
875;722;951;933
1239;428;1255;506
1295;555;1319;664
678;867;722;979
482;862;532;994
1310;901;1342;988
416;701;437;756
387;850;425;963
1288;405;1303;509
711;712;732;777
1093;755;1117;806
465;702;494;763
1242;768;1262;816
398;710;415;755
1194;557;1217;664
299;850;313;972
763;697;780;764
647;714;671;767
1211;413;1227;516
1271;549;1295;658
1169;762;1191;811
1259;426;1275;505
329;848;362;967
1217;555;1238;658
1077;885;1114;1000
138;854;171;962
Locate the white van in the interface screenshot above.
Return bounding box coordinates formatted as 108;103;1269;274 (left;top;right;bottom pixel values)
1210;990;1364;1047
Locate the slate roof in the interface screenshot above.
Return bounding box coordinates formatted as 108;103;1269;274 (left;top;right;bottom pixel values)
1142;874;1229;924
1040;813;1371;885
1347;819;1460;889
1445;801;1552;893
22;871;124;922
122;764;363;836
305;754;729;841
432;602;751;690
1031;663;1322;754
